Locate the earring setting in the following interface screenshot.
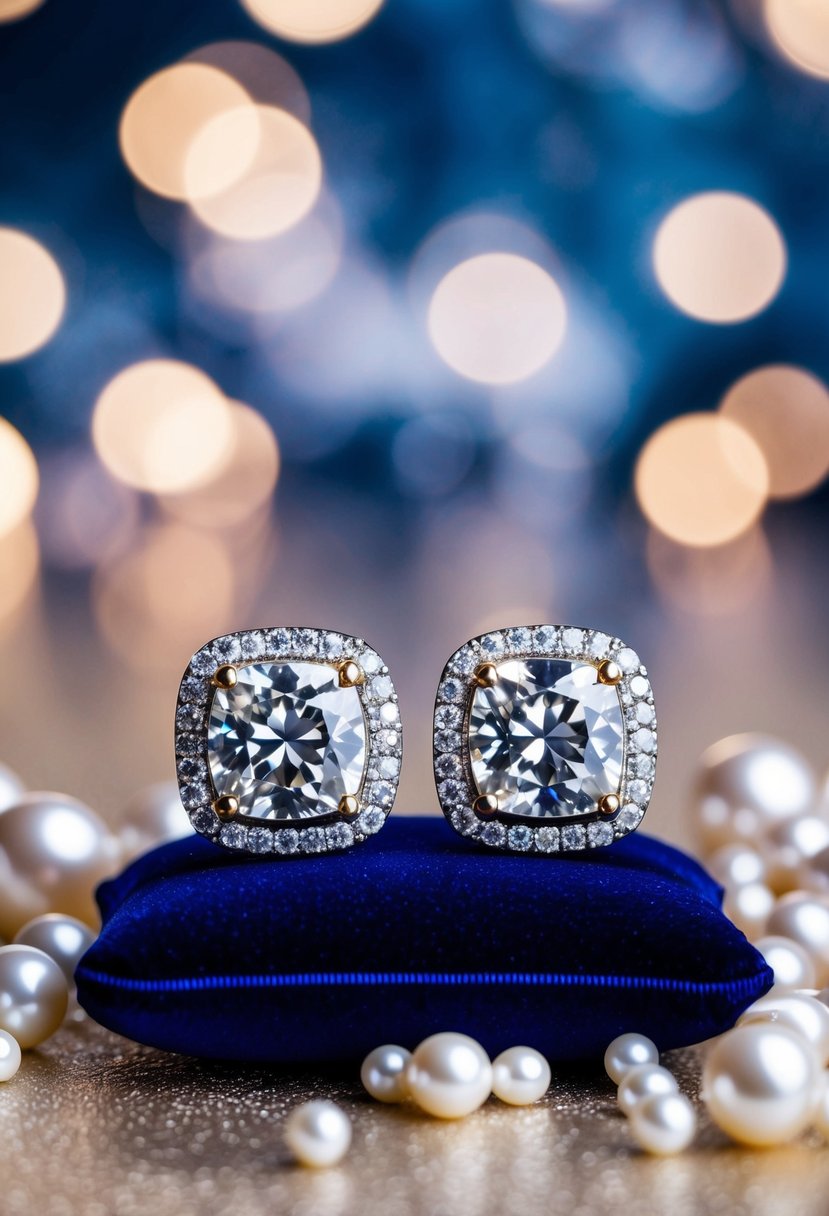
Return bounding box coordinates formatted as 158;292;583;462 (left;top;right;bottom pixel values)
433;626;656;853
175;628;402;854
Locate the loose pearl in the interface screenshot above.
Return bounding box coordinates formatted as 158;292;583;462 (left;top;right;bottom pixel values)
0;1028;21;1081
767;893;829;987
737;993;829;1065
754;935;816;991
617;1063;678;1116
692;735;816;856
723;882;775;940
629;1092;697;1155
0;763;25;813
491;1046;551;1106
119;781;192;860
0;793;119;938
604;1033;659;1084
702;1023;821;1147
0;944;68;1049
13;914;96;986
406;1032;492;1119
284;1100;352;1168
360;1044;412;1103
708;844;766;889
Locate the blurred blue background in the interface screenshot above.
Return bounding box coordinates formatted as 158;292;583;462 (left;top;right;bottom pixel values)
0;0;827;838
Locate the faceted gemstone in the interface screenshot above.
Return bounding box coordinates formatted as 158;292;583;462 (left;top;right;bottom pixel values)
468;658;624;818
208;662;367;820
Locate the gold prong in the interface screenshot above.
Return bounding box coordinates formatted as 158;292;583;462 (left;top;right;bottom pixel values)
338;658;365;688
212;664;238;690
473;794;500;818
597;659;622;686
214;794;239;819
474;663;498;688
339;794;359;818
598;793;620;817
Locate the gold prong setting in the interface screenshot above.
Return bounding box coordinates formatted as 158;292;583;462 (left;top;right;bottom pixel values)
175;628;402;855
433;625;656;855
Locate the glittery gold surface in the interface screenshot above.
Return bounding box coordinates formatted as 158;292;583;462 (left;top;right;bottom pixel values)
2;1019;828;1216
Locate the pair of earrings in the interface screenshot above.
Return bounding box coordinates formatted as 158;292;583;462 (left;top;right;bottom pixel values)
174;624;656;858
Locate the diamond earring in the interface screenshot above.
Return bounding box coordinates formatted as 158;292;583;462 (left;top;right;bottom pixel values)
176;628;402;855
433;626;656;854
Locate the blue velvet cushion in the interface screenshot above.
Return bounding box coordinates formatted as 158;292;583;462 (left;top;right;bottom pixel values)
76;816;772;1064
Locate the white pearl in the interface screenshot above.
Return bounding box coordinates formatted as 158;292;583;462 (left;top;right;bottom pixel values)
119;781;192;859
284;1100;352;1168
491;1046;551;1106
360;1044;412;1103
0;1028;21;1082
13;914;96;986
767;893;829;987
708;844;766;889
0;793;119;938
617;1063;678;1116
722;882;775;940
737;993;829;1065
693;735;816;855
604;1033;659;1084
0;944;68;1049
406;1032;492;1119
754;934;816;991
702;1023;821;1147
629;1092;697;1155
0;763;25;813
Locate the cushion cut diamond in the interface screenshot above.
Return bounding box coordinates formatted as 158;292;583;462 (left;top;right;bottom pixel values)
468;658;624;818
208;661;367;820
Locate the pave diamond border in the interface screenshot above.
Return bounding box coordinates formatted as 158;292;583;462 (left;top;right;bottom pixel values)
175;628;402;855
432;625;656;854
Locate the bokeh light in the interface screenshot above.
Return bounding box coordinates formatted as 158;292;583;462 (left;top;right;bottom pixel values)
635;414;769;547
0;0;44;23
184;40;311;124
91;360;233;494
0;418;39;539
653;192;786;323
0;228;66;361
720;365;829;500
647;527;773;616
160;402;280;528
186;105;323;241
765;0;829;80
240;0;384;44
427;253;567;385
119;64;256;201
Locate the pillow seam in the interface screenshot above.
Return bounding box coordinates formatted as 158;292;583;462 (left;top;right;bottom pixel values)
76;966;771;999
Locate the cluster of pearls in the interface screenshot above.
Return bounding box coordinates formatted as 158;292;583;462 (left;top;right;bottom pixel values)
0;769;194;1085
605;1033;697;1154
693;733;829;992
361;1032;550;1119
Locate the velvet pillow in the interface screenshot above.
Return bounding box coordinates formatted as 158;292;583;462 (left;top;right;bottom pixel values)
76;816;772;1064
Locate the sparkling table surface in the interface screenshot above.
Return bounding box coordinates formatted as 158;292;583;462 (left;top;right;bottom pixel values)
3;1020;828;1216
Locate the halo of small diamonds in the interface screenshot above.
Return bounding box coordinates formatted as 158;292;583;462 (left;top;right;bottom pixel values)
175;628;402;855
434;625;656;854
